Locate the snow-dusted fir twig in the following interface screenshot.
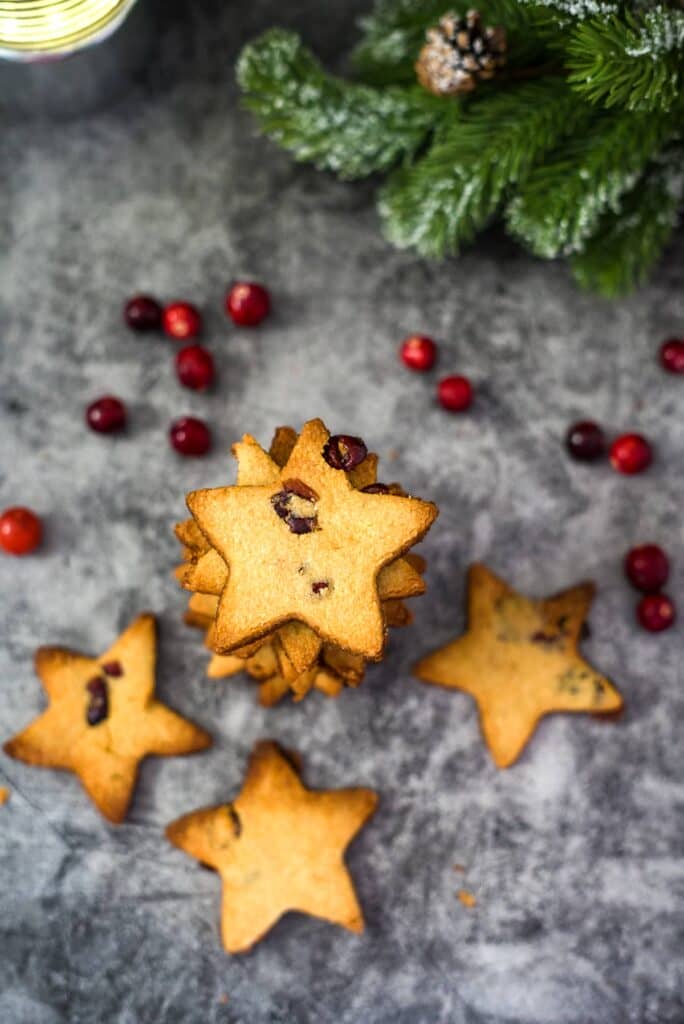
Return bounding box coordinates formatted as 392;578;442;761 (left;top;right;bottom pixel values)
237;1;684;297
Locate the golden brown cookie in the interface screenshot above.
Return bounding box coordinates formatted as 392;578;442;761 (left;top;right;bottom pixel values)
166;741;377;952
321;645;366;686
174;518;208;555
268;425;298;467
183;547;426;606
273;622;323;681
414;564;623;768
4;615;212;823
382;599;413;628
207;645;346;706
312;668;344;698
177;425;431;686
182;431;325;680
187;419;437;658
255;675;292;707
184;591;220;630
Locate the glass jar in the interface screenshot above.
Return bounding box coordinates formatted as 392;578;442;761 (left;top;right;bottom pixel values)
0;0;153;118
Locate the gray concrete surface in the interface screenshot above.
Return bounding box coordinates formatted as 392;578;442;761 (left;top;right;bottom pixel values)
1;2;682;1021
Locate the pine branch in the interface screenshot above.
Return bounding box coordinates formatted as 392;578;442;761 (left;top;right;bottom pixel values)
570;160;683;297
236;29;442;181
516;0;620;20
351;0;552;86
566;8;684;112
352;0;452;85
506;109;677;257
378;80;587;257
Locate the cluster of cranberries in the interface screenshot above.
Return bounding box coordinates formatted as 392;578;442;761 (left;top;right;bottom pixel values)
399;334;473;412
565;422;653;475
565;337;683;473
85;282;271;457
624;544;676;633
0;282;272;557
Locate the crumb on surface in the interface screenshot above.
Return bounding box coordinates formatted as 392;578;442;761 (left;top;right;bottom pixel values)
457;888;477;908
0;787;9;806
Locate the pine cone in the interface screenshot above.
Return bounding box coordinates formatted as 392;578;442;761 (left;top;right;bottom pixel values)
416;10;507;96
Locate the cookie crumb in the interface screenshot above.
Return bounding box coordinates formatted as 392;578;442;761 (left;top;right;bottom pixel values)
457;888;477;908
0;787;9;806
452;863;466;873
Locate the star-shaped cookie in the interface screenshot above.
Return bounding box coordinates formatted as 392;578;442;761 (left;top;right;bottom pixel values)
414;564;623;767
4;614;212;823
166;740;378;953
187;418;437;658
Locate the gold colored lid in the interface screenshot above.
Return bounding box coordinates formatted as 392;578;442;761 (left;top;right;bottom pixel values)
0;0;134;56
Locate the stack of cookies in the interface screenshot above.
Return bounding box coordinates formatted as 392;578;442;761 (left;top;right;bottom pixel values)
174;418;438;704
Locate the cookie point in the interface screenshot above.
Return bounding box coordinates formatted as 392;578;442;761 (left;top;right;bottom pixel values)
601;683;624;713
345;913;365;935
576;580;597;601
468;561;490;579
365;789;380;815
195;727;214;751
134;611;157;628
492;750;519;770
34;646;58;672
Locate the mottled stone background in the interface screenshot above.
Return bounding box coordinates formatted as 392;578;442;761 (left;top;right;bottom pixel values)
1;2;682;1022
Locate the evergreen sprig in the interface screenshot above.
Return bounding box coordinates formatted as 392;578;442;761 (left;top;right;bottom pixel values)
237;28;443;180
506;109;675;257
566;9;684;112
237;1;684;297
570;160;683;296
380;80;589;256
517;0;620;21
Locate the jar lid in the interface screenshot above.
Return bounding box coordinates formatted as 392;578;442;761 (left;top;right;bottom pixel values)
0;0;136;59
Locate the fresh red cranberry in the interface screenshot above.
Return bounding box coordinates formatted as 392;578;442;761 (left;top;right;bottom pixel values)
323;435;368;470
176;344;215;391
0;506;42;556
610;433;652;475
400;335;437;372
659;338;684;374
437;375;473;412
162;302;202;341
624;544;669;593
169;416;211;456
86;396;126;434
124;294;162;332
637;593;676;632
565;421;606;462
225;282;271;326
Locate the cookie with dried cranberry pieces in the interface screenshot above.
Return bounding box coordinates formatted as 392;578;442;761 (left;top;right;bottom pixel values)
187;418;438;659
4;614;211;823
